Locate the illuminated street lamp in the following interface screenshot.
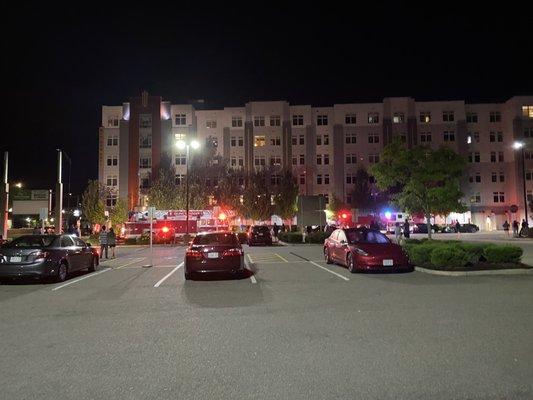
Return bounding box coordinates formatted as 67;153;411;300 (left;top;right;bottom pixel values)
175;139;201;235
15;182;22;188
513;141;528;223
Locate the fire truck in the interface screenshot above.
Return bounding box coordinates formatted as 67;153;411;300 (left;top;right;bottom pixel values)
122;209;229;239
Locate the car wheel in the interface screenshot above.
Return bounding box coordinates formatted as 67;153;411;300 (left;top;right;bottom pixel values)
88;256;98;272
324;247;332;264
184;270;192;280
56;262;68;282
347;253;356;273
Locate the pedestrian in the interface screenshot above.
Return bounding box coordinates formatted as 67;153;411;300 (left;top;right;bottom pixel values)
502;220;510;237
403;219;410;239
519;219;528;237
273;222;279;242
455;220;461;238
108;227;116;258
394;222;402;244
512;220;519;237
99;226;109;259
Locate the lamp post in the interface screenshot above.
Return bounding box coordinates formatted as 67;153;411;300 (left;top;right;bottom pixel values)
176;139;200;236
513;141;528;223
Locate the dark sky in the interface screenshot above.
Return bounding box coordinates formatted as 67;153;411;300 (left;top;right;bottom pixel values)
2;3;532;195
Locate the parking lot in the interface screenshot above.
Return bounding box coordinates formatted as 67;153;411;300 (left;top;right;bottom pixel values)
1;243;533;399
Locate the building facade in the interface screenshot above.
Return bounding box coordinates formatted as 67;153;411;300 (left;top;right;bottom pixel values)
99;94;533;230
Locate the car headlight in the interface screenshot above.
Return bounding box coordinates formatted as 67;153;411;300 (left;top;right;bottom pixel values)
354;248;369;256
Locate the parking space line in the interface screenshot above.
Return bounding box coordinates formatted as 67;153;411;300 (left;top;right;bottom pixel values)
309;261;350;281
115;258;146;269
154;262;184;287
275;253;289;263
51;268;111;291
247;254;254;263
244;260;257;284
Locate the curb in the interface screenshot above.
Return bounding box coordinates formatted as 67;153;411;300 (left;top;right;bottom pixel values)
415;266;533;276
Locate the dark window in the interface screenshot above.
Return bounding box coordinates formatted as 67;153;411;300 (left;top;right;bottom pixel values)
193;233;238;246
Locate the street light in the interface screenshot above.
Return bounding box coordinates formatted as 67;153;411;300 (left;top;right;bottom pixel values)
175;139;201;236
15;182;22;188
513;141;528;223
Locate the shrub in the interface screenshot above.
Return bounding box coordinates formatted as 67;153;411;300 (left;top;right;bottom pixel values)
278;232;303;243
138;233;150;245
305;231;330;243
404;243;435;267
430;246;470;269
456;242;490;263
125;238;137;245
483;245;523;264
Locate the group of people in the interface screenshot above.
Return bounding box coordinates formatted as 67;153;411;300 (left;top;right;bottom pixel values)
393;220;412;243
502;219;529;237
98;226;117;259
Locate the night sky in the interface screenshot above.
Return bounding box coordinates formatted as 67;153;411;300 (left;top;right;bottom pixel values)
3;4;532;196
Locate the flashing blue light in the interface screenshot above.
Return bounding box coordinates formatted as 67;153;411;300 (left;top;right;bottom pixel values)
384;211;392;220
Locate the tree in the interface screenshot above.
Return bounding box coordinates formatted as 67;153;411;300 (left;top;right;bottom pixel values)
327;195;347;216
350;168;373;210
215;168;244;215
148;154;183;209
370;138;466;238
81;180;106;225
110;198;129;227
273;169;299;225
241;170;272;222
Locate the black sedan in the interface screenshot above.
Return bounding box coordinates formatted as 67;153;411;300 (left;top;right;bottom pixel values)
0;235;99;282
247;225;273;246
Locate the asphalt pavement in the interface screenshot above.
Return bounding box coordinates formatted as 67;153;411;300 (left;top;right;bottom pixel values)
0;242;532;399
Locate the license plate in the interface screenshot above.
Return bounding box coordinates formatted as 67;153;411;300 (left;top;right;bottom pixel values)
207;252;219;259
10;256;22;263
258;233;263;236
383;259;393;266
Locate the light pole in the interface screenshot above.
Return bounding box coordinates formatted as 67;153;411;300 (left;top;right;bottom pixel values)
176;139;200;236
513;141;528;223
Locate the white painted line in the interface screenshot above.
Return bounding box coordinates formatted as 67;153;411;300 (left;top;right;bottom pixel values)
121;265;177;269
247;254;254;263
244;259;257;284
52;268;111;291
115;258;146;269
154;262;184;287
309;261;350;281
275;253;289;263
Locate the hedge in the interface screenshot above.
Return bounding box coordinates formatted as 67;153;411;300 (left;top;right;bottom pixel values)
403;240;522;269
483;245;523;263
278;232;303;243
305;231;330;243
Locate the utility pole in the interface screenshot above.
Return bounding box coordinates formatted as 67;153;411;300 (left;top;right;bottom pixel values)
1;152;9;239
55;150;63;233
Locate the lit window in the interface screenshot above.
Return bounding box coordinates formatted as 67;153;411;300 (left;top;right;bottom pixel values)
368;113;379;124
522;106;533;118
420;111;431;123
393;112;404;123
254;135;266;147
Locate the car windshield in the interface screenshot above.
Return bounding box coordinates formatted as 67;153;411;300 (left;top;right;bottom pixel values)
4;235;57;248
346;230;390;244
252;226;270;233
193;233;238;246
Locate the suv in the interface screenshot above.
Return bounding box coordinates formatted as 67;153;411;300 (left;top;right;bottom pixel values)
247;225;273;246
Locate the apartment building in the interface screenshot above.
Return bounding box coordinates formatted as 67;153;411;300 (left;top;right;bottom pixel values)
99;93;533;230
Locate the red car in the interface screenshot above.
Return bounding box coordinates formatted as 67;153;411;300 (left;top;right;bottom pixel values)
323;228;412;272
184;231;244;279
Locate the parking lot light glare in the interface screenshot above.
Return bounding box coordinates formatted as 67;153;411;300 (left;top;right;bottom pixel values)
176;140;186;150
513;141;524;149
191;140;200;150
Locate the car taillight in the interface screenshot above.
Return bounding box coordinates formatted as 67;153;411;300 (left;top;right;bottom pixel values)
186;249;203;260
222;248;243;257
28;251;50;261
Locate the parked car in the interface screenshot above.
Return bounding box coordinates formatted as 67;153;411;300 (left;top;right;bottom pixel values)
247;225;273;246
323;228;412;273
412;223;440;234
0;234;99;282
441;223;480;233
184;232;244;279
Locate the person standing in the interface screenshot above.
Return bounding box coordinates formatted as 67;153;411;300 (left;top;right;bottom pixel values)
273;222;279;242
520;219;528;237
502;220;510;237
403;219;410;239
455;220;461;239
99;226;109;259
108;228;116;258
512;220;519;237
394;222;402;244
